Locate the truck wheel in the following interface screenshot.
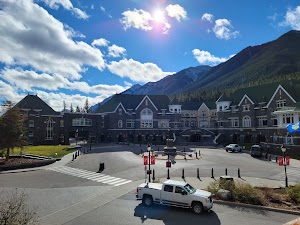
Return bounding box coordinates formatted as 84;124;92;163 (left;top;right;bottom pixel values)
142;195;153;206
192;202;204;215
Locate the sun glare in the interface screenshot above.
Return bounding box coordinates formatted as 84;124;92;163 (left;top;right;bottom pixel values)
153;9;165;23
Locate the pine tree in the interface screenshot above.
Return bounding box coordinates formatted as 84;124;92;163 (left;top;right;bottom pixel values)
63;101;66;112
84;98;90;113
70;103;74;113
76;106;80;112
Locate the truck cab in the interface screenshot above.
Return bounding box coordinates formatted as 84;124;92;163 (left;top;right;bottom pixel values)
136;180;213;214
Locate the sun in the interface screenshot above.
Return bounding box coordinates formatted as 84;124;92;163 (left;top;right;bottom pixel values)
153;9;165;23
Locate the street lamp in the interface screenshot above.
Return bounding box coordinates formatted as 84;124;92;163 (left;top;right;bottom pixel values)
147;143;151;183
281;144;288;188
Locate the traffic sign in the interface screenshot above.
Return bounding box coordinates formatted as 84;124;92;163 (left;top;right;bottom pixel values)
278;156;283;166
150;156;155;165
144;156;148;165
166;161;171;168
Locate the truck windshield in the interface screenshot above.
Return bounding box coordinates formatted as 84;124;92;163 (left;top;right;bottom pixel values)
184;183;196;194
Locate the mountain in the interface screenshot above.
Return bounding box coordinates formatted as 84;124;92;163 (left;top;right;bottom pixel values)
122;30;300;97
181;30;300;93
121;84;142;94
124;66;211;95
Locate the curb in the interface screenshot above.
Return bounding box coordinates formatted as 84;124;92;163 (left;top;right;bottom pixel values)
214;199;300;215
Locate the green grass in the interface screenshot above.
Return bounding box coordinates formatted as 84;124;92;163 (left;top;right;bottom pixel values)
10;145;76;158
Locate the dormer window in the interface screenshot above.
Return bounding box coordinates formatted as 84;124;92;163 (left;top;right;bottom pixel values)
118;108;122;115
243;105;250;111
276;100;286;109
35;111;40;117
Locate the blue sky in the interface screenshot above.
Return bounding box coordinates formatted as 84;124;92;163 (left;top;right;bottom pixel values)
0;0;300;111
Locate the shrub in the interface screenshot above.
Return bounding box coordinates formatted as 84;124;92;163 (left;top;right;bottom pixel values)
207;181;219;195
232;181;264;205
288;183;300;204
0;189;38;225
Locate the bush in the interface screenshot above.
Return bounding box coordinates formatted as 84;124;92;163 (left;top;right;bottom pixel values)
288;184;300;204
206;180;264;205
0;189;38;225
232;181;264;205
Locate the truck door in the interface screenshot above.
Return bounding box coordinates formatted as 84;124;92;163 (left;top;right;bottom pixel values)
174;186;189;207
161;184;174;205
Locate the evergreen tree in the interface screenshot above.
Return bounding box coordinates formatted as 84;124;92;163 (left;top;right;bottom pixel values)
76;106;80;112
70;103;74;113
84;98;90;113
0;103;27;160
63;101;66;112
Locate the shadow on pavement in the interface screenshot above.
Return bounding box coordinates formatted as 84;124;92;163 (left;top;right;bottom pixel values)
134;203;220;225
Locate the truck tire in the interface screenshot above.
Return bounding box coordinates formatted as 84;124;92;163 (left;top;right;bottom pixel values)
192;202;204;215
142;195;153;206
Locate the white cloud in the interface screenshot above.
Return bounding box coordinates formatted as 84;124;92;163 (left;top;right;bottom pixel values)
41;0;89;19
213;19;239;40
120;9;153;31
0;0;105;80
108;44;126;58
0;68;129;95
280;6;300;29
92;38;110;47
165;4;187;22
192;49;229;66
107;58;175;83
201;13;214;22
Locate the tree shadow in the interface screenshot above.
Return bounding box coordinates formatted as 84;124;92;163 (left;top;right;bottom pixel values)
134;203;221;225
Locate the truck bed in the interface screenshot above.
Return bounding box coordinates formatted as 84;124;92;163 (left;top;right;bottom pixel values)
138;183;163;190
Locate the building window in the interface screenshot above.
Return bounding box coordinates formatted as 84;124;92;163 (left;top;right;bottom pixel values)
23;110;28;117
219;106;222;111
276;100;286;109
211;111;217;117
46;118;53;140
162;109;166;116
243;105;250;111
28;130;34;137
201;111;207;118
101;121;104;128
229;118;239;127
35;111;40;117
257;116;268;127
242;116;251;127
29;120;34;127
72;118;92;126
118;108;122;115
282;114;294;124
60;120;64;127
126;120;134;128
140;108;153;128
118;120;123;128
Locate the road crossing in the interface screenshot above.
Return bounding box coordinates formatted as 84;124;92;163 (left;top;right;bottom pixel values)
270;166;300;183
46;166;132;186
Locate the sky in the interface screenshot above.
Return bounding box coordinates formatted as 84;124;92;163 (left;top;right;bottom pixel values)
0;0;300;112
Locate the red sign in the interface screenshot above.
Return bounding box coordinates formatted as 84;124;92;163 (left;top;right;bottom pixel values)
278;156;284;166
286;156;290;166
151;156;155;165
166;161;171;168
144;156;148;165
278;156;290;166
146;170;152;174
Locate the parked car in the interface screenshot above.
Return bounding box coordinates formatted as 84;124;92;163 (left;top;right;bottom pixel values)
225;144;242;152
250;145;262;157
136;180;213;214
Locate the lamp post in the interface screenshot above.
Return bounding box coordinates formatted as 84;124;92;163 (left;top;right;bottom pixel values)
147;143;151;183
281;144;288;188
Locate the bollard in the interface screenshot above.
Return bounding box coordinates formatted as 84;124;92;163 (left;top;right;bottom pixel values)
152;169;155;181
89;145;91;151
184;155;186;160
98;162;105;173
225;168;228;176
182;168;185;179
195;152;198;159
140;149;143;155
276;155;278;163
184;147;185;152
211;168;214;179
72;154;74;161
269;154;272;161
199;150;201;157
167;169;170;179
238;168;241;178
197;168;200;179
265;153;268;159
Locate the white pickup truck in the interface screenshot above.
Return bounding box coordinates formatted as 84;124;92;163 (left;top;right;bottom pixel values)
136;180;213;214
